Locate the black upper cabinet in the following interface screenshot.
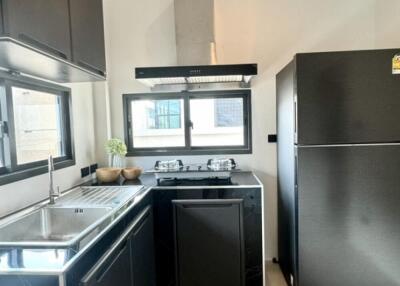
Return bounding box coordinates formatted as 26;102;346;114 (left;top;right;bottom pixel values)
69;0;106;76
2;0;72;60
0;0;106;82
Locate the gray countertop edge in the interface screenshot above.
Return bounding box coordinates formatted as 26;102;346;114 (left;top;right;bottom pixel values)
123;171;262;189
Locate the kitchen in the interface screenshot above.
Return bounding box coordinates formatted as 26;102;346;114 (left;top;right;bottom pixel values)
0;0;399;286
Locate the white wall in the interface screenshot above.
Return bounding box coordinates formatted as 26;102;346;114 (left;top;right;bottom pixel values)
0;83;97;218
100;0;400;261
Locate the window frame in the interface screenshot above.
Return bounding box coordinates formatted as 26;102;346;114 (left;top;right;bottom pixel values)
0;72;75;186
123;89;252;156
0;88;7;174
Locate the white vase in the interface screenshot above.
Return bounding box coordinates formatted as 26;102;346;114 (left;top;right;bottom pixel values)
111;154;125;168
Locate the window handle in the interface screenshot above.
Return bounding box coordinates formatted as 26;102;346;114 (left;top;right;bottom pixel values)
0;121;8;138
188;120;194;129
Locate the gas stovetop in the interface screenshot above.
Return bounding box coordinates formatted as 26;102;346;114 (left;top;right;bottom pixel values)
154;177;235;187
145;159;238;185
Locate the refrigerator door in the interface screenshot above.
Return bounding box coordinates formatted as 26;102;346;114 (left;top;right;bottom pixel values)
296;49;400;145
297;145;400;286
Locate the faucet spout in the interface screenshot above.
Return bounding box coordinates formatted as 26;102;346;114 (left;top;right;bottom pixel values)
48;155;58;205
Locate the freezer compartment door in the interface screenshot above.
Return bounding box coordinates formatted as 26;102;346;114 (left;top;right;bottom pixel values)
297;145;400;286
296;49;400;145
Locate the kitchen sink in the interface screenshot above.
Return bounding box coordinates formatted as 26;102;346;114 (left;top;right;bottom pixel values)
0;206;112;247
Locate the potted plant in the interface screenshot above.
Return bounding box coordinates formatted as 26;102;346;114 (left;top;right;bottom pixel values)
105;138;127;168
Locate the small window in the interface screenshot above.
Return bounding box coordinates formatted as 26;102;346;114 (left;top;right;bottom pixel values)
123;90;252;156
0;74;74;185
12;87;66;165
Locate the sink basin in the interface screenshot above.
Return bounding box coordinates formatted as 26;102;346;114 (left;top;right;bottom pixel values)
0;206;112;247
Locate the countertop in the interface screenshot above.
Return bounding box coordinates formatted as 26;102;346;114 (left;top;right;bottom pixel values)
0;171;262;276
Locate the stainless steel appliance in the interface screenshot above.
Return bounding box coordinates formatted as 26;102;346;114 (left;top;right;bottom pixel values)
277;49;400;286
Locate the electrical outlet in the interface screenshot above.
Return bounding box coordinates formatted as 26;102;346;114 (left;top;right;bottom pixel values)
81;166;90;178
268;134;277;143
90;163;98;173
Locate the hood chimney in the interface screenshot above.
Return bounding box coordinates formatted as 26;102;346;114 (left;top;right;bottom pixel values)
174;0;216;65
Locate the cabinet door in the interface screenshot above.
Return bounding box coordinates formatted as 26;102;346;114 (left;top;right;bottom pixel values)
80;239;132;286
69;0;106;75
297;145;400;286
130;207;156;286
173;199;245;286
2;0;71;60
296;49;400;145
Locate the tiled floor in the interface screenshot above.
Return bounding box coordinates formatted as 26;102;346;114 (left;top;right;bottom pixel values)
266;262;288;286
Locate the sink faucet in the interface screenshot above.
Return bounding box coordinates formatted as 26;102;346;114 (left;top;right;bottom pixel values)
48;155;59;205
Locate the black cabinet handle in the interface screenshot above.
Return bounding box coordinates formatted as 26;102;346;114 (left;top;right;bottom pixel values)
173;199;243;209
80;236;128;285
77;60;106;77
18;33;68;59
294;98;298;135
95;240;128;283
133;212;150;236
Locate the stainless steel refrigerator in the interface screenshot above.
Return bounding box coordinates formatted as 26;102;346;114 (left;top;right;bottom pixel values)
277;49;400;286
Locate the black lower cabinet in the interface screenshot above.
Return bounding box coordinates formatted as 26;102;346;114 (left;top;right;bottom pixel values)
81;206;156;286
130;207;157;286
173;199;245;286
153;188;263;286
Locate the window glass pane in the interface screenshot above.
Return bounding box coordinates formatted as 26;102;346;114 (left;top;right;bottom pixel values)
131;99;185;148
190;97;244;147
215;98;244;127
12;87;64;165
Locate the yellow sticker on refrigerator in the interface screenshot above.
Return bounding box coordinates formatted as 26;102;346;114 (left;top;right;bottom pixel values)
393;54;400;74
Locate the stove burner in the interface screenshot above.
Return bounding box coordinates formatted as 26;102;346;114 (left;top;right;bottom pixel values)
155;160;183;171
207;158;236;171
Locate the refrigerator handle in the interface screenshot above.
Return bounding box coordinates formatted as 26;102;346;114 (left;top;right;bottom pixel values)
294;149;298;188
294;95;298;141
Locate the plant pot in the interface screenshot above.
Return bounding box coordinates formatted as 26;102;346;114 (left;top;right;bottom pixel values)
96;167;121;183
121;167;142;180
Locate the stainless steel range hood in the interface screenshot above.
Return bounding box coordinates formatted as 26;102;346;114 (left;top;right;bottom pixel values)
135;0;257;91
